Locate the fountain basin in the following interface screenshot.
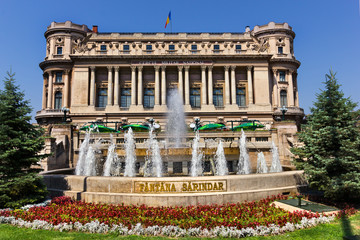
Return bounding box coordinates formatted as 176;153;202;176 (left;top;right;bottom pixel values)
43;170;305;207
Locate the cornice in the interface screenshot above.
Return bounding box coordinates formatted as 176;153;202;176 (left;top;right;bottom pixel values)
270;58;301;68
253;29;295;39
39;59;73;70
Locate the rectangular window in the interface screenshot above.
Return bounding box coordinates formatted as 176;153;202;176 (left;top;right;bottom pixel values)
144;88;155;108
236;87;246;106
278;46;283;54
213;88;224;107
56;47;62;55
169;44;175;50
100;45;107;51
97;88;107;108
191;44;197;50
279;71;286;82
120;88;131;108
123;45;129;51
213;44;220;53
190;88;201;108
255;137;268;142
55;72;63;83
235;44;242;53
146;45;152;50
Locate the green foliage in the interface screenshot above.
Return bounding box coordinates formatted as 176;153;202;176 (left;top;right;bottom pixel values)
292;70;360;202
0;70;47;208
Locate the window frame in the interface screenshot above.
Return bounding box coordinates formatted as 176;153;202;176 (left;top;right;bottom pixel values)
236;87;246;107
278;46;283;54
120;88;131;108
123;44;130;51
100;45;107;51
190;88;201;108
280;90;288;107
56;46;63;55
143;88;155;108
54;92;62;109
279;71;286;82
97;88;108;108
55;72;63;83
213;88;224;107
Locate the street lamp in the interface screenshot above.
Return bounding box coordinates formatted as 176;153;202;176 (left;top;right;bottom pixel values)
280;105;288;121
61;107;70;123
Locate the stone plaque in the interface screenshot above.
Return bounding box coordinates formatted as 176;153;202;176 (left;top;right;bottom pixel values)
134;180;227;194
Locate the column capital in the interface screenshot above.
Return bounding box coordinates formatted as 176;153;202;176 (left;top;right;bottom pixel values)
289;69;295;74
184;65;190;71
107;66;113;71
64;69;70;75
247;66;253;71
208;65;213;71
177;65;184;71
201;65;207;71
90;66;96;71
230;65;236;71
114;66;120;71
154;65;160;71
45;70;53;75
161;65;166;71
224;65;230;71
272;68;278;75
131;66;137;72
137;66;143;71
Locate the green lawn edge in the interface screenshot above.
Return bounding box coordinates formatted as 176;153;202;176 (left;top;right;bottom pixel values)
0;212;359;240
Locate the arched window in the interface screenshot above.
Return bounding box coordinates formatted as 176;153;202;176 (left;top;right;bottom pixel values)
280;90;287;107
236;87;246;106
54;92;62;109
97;88;107;108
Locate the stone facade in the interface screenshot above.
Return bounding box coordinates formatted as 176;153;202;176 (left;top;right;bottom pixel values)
35;21;304;171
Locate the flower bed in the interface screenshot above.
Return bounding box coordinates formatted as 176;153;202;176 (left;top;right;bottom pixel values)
0;195;353;238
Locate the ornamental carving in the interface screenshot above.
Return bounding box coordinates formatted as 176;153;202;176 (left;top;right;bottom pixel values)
73;34;94;53
250;33;269;53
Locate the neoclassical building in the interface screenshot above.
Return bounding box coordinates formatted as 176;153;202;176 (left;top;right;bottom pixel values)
36;21;303;127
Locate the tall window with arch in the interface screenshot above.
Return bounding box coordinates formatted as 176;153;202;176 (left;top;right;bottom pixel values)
280;90;288;107
54;92;62;109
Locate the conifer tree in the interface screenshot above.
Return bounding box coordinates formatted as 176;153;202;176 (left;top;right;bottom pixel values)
0;70;47;208
292;70;360;202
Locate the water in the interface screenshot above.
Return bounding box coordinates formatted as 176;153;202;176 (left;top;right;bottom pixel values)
270;141;283;173
103;134;118;176
75;130;91;175
124;128;136;177
84;138;103;176
257;152;268;173
166;89;186;148
190;131;204;177
145;126;163;177
238;129;251;174
215;140;228;176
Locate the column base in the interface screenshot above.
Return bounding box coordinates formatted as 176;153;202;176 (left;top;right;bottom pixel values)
183;104;192;111
105;105;120;112
201;104;216;111
129;105;144;112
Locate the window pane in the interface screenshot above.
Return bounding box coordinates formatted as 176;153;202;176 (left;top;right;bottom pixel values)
235;45;241;50
146;45;152;50
214;45;219;50
123;45;129;50
213;88;223;107
279;71;286;82
280;90;287;107
191;45;197;50
97;88;107;107
169;45;175;50
100;45;107;51
55;72;62;83
54;92;62;109
278;47;283;54
144;88;154;108
120;88;131;107
190;88;200;108
236;88;246;106
57;47;62;55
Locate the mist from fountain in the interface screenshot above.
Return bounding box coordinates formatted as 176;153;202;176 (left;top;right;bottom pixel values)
75;130;91;175
103;134;118;176
145;126;163;177
257;152;268;173
166;89;186;148
84;138;103;176
270;141;283;173
190;131;204;177
215;140;228;176
124;128;136;177
238;129;251;174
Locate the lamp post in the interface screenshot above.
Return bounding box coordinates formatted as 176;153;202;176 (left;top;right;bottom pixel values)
61;107;69;123
280;105;288;121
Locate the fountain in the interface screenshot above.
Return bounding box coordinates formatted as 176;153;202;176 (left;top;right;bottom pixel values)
144;124;163;177
270;141;283;173
257;152;268;173
75;130;90;175
190;131;203;177
103;134;118;176
124;128;136;177
238;129;251;174
166;89;186;147
214;140;228;176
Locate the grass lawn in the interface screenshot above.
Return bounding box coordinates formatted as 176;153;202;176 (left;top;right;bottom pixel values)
0;212;359;240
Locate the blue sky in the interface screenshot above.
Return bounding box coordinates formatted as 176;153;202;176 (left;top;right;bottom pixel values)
0;0;359;121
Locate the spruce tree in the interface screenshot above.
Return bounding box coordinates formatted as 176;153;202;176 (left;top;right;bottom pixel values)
292;70;360;202
0;70;47;208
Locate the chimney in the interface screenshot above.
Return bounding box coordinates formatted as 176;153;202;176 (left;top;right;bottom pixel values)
92;25;98;33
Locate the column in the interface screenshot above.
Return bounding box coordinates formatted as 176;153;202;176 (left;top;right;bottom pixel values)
178;65;183;102
154;66;160;105
161;66;166;105
224;66;230;105
47;71;53;109
131;66;136;105
64;69;70;108
114;66;120;106
272;69;279;107
230;66;236;105
49;38;55;58
42;74;47;109
107;66;113;106
201;65;207;105
288;70;295;107
137;66;143;106
208;66;213;105
247;66;253;104
295;73;299;107
184;66;190;105
89;66;96;106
